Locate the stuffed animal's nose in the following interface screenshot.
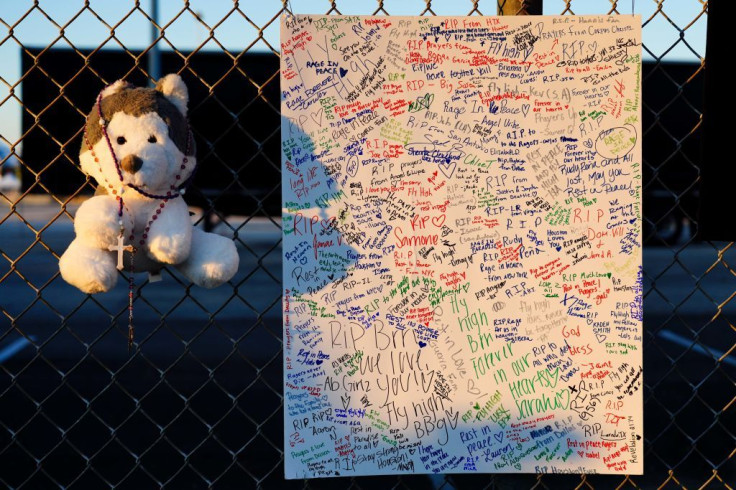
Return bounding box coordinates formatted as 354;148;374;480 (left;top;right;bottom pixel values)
121;155;143;174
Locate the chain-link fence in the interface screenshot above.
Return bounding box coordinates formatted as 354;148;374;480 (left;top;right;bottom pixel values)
1;0;733;488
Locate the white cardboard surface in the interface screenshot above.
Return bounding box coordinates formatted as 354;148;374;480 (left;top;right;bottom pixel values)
281;14;643;478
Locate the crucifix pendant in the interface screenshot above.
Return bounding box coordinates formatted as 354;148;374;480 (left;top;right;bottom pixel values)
108;234;134;270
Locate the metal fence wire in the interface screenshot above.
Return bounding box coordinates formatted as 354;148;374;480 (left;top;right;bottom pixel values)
1;0;733;489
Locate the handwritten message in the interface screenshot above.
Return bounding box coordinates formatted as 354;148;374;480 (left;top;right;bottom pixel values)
281;14;642;478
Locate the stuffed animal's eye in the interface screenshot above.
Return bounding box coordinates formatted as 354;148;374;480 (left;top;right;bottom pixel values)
148;135;157;143
116;136;126;145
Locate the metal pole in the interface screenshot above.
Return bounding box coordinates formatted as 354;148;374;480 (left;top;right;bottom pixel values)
498;0;543;15
148;0;161;84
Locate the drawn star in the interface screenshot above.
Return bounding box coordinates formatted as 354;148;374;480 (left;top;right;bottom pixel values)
569;385;578;393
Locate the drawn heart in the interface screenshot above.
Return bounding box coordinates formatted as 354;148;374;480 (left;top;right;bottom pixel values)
327;273;335;280
418;341;427;348
555;245;562;252
493;432;504;443
410;93;434;112
339;67;348;78
588;41;598;54
595;332;607;343
316;359;323;365
468;379;482;396
584;138;593;148
629;218;636;224
310;107;324;127
437;161;457;179
341;394;351;409
636;435;642;441
473;403;481;410
431;215;446;227
521;104;530;117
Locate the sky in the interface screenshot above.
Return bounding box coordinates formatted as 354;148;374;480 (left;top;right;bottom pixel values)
0;0;708;152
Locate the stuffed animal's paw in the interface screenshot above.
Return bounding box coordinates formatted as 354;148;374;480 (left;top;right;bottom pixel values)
147;231;191;264
74;196;133;248
59;239;118;293
177;228;239;288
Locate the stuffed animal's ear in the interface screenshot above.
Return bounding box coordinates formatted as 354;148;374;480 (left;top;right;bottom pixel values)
155;74;188;116
99;80;132;100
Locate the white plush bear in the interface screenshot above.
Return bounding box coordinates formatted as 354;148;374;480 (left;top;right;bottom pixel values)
60;74;239;293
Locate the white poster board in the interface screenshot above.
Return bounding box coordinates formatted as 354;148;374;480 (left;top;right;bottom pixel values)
281;14;642;478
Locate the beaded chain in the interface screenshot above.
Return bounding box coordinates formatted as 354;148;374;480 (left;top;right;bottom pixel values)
83;86;194;351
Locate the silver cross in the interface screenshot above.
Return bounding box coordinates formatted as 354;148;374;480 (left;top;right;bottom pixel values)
108;234;134;270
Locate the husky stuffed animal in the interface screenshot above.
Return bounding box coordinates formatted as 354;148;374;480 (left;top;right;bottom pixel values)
60;75;239;293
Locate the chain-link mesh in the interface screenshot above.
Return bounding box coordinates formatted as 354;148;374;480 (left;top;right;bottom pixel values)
0;1;732;489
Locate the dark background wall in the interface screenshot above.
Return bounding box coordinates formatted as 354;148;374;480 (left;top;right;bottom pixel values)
21;48;282;217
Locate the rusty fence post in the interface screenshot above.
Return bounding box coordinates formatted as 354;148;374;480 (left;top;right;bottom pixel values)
498;0;543;15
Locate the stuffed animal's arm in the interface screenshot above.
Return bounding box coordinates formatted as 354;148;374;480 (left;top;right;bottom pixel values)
145;197;193;265
74;195;133;249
